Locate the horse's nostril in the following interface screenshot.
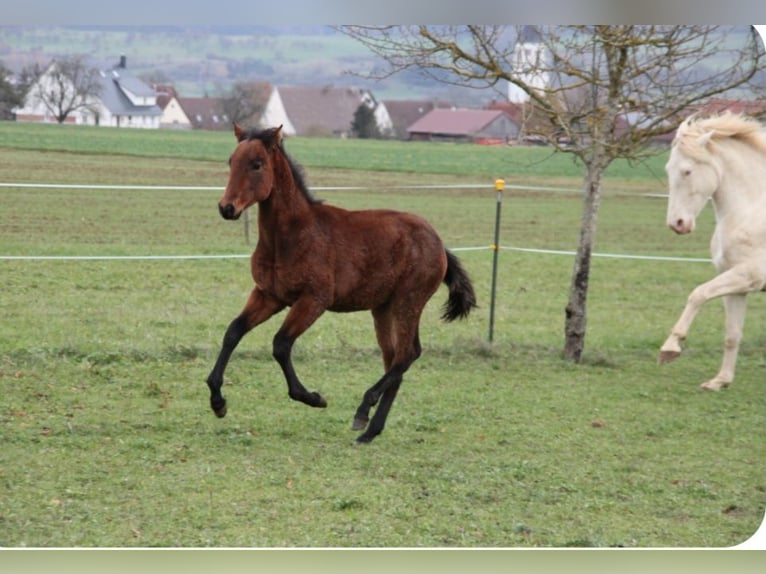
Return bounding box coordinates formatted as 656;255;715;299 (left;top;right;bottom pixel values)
219;203;236;220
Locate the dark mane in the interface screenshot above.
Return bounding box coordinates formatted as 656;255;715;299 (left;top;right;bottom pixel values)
243;127;322;205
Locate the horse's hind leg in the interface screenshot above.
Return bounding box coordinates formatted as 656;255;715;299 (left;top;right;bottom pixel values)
351;306;396;431
207;288;284;417
701;293;747;391
272;295;328;408
354;314;422;444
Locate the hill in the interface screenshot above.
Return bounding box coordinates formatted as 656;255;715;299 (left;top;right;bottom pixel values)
0;25;494;105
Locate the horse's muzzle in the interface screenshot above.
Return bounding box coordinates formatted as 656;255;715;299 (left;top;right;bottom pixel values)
219;203;241;220
669;218;694;235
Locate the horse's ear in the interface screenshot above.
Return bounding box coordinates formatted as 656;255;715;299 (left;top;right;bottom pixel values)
263;125;284;150
233;123;246;142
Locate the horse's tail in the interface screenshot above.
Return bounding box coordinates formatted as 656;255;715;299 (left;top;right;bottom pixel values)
441;250;477;322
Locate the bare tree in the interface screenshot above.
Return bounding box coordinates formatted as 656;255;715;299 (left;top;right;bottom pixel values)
338;25;765;362
220;80;272;126
24;54;101;124
0;61;24;120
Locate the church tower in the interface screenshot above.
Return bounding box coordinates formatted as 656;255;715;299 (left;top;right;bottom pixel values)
508;26;550;103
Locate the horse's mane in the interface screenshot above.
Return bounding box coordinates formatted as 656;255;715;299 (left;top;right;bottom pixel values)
242;126;322;204
673;112;766;161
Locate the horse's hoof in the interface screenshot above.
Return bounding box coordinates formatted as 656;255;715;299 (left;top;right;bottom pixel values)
700;380;728;391
351;416;368;431
313;393;328;408
355;433;374;444
212;400;228;418
658;350;681;364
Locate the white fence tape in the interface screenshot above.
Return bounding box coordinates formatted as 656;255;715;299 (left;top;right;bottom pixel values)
2;181;695;263
0;247;711;264
0;181;666;198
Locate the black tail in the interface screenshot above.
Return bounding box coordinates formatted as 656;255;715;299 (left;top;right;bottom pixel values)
441;250;477;322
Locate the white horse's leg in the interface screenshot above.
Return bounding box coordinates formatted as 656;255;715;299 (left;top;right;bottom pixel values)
659;283;706;363
659;266;759;367
701;293;747;391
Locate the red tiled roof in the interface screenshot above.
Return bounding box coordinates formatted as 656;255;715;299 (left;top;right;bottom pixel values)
693;98;766;116
154;84;179;110
382;99;452;138
407;108;511;136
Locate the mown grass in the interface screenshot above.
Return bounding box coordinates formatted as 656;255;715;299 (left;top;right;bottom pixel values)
0;125;764;548
0;121;669;184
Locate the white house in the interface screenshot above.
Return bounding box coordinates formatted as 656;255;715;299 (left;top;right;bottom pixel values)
508;26;551;104
260;87;296;136
261;85;393;137
156;85;192;129
15;56;161;128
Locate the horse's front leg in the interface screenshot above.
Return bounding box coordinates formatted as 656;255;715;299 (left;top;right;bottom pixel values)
659;281;712;363
272;295;328;408
206;288;284;417
659;265;761;379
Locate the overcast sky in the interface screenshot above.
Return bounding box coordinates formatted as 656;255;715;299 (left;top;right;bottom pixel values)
3;1;765;26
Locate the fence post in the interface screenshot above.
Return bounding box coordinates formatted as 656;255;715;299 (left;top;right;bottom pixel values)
488;178;504;343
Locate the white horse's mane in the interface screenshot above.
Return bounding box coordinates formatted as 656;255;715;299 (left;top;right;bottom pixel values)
673;111;766;161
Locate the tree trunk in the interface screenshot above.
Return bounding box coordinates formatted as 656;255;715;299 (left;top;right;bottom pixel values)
563;159;606;362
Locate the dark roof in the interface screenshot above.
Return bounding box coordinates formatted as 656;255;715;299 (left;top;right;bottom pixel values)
278;85;370;136
518;25;542;44
97;58;160;117
407;108;513;136
154;84;179;110
178;97;229;130
382;99;451;138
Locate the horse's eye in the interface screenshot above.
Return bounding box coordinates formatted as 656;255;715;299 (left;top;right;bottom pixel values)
250;160;263;171
682;169;692;177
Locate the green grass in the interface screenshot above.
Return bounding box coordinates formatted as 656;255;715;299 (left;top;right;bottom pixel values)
0;125;764;548
0;121;669;185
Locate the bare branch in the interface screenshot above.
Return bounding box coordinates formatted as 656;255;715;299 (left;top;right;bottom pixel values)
338;25;764;161
31;54;101;123
337;24;765;362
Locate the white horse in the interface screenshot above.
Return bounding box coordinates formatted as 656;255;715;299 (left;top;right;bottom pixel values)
660;112;766;390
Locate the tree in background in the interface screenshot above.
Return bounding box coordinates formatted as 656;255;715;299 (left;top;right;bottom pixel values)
351;102;382;138
339;25;765;362
22;54;101;124
0;61;24;120
220;80;272;126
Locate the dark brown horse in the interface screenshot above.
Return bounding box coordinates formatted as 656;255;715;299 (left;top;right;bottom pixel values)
206;124;476;443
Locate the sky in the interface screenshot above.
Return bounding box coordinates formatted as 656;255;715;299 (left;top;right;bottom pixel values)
2;0;765;26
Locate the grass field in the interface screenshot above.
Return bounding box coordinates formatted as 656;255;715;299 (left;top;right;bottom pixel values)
0;123;764;547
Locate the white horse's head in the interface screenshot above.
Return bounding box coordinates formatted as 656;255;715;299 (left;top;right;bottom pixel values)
664;119;721;235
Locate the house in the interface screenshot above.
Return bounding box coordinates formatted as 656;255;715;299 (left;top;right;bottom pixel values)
508;25;551;104
177;96;230;130
692;98;766;120
260;86;295;134
157;82;271;131
155;84;192;129
612;98;766;147
15;56;161;128
382;99;452;140
261;85;393;137
406;108;520;144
